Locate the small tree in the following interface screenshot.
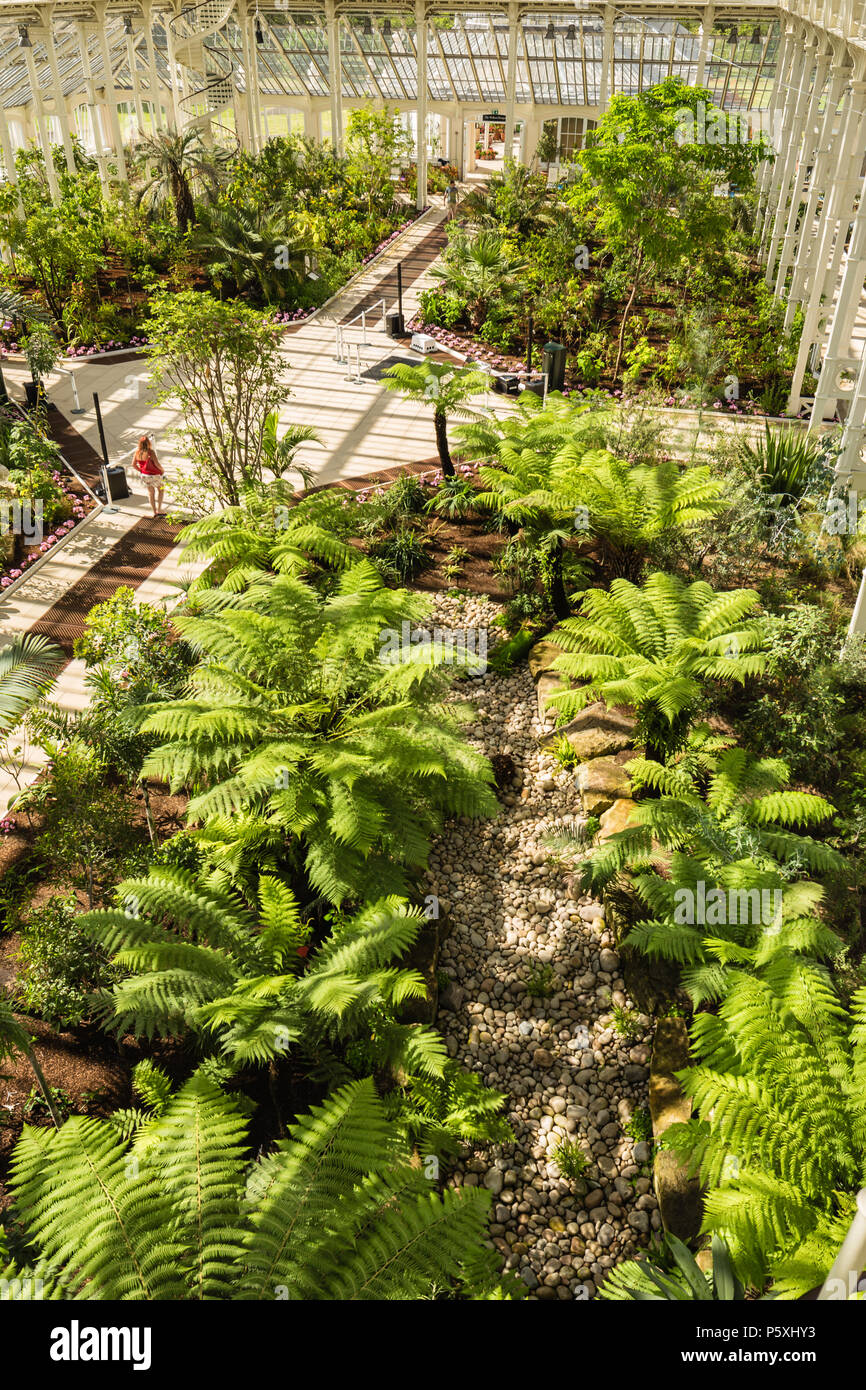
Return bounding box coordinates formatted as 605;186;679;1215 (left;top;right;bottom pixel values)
345;104;413;217
144;291;287;509
380;359;489;476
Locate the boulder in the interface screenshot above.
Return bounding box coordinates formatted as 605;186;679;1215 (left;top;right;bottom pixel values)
558;701;636;761
528;638;566;679
649;1017;702;1241
598;798;638;842
577;757;633;816
536;673;566;723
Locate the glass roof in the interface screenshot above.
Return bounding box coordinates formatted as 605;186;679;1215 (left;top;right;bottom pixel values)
0;8;782;113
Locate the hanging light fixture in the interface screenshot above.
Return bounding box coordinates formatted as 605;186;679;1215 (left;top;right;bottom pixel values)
255;16;264;43
122;13;134;35
383;18;392;40
545;21;555;41
727;26;739;45
566;23;576;42
16;25;31;48
751;25;762;45
363;16;372;36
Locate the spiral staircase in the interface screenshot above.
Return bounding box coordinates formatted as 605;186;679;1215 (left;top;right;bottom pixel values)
168;0;241;149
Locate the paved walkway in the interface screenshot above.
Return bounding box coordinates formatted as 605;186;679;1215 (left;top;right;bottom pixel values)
0;206;493;814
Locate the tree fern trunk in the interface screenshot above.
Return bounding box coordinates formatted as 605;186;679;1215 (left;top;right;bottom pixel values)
434;409;455;477
549;543;570;621
25;1044;62;1129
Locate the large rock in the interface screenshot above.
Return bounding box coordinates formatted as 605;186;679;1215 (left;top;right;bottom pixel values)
536;673;566;722
558;702;636;761
598;798;638;841
649;1017;702;1241
577;757;633;816
528;638;566;679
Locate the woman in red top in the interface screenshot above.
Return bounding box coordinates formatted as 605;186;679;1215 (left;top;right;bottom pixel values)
131;435;165;519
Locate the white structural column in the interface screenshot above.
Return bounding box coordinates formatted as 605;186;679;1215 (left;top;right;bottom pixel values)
238;2;260;151
21;43;60;203
799;70;866;417
126;28;147;136
784;46;848;330
0;101;25;217
76;21;110;186
94;6;128;181
763;30;816;282
325;0;343;153
246;8;265;151
756;24;793;221
774;41;832;296
415;0;428;211
759;25;802;245
695;4;714;87
164;4;183;131
503;1;519;164
141;6;164;131
599;5;614;110
43;14;77;172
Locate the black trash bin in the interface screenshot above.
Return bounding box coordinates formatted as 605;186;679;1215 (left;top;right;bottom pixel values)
542;341;567;393
386;311;405;338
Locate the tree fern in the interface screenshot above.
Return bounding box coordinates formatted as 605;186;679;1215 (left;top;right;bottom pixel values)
665;956;866;1295
135;561;498;904
549;573;767;759
2;1076;495;1300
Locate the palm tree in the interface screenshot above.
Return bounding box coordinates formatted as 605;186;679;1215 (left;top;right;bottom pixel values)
0;633;61;734
549;571;768;761
430;229;527;331
134;129;230;233
460;159;552;236
193;204;309;303
380;359;489;476
0;288;51;332
260;409;320;487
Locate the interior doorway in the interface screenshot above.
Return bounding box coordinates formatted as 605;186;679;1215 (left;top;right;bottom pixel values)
462;116;522;178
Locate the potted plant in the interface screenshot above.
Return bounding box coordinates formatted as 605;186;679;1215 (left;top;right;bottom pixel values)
23;324;60;411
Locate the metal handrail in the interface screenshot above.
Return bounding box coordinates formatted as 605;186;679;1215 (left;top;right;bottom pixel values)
335;299;387;362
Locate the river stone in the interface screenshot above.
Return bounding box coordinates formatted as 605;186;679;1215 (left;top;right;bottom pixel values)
558;702;636;761
577;758;634;816
533;1047;555;1069
528;638;566;679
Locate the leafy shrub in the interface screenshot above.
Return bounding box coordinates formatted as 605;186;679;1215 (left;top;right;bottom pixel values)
369;525;432;580
15;893;120;1028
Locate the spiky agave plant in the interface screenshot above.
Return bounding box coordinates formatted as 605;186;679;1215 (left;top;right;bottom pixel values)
1;1072;496;1300
599;1232;748;1301
136;560;498;904
548;572;768;760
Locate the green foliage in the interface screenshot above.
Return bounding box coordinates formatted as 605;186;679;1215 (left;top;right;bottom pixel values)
550;572;767;759
0;633;60;736
553;1141;590;1182
15;893;120;1029
143;291;287;509
664;958;866;1296
1;1074;493;1299
525;962;556;997
430;228;528;331
369;524;432;580
15;738;138;906
81;868;451;1085
599;1233;746;1301
136;562;497;904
